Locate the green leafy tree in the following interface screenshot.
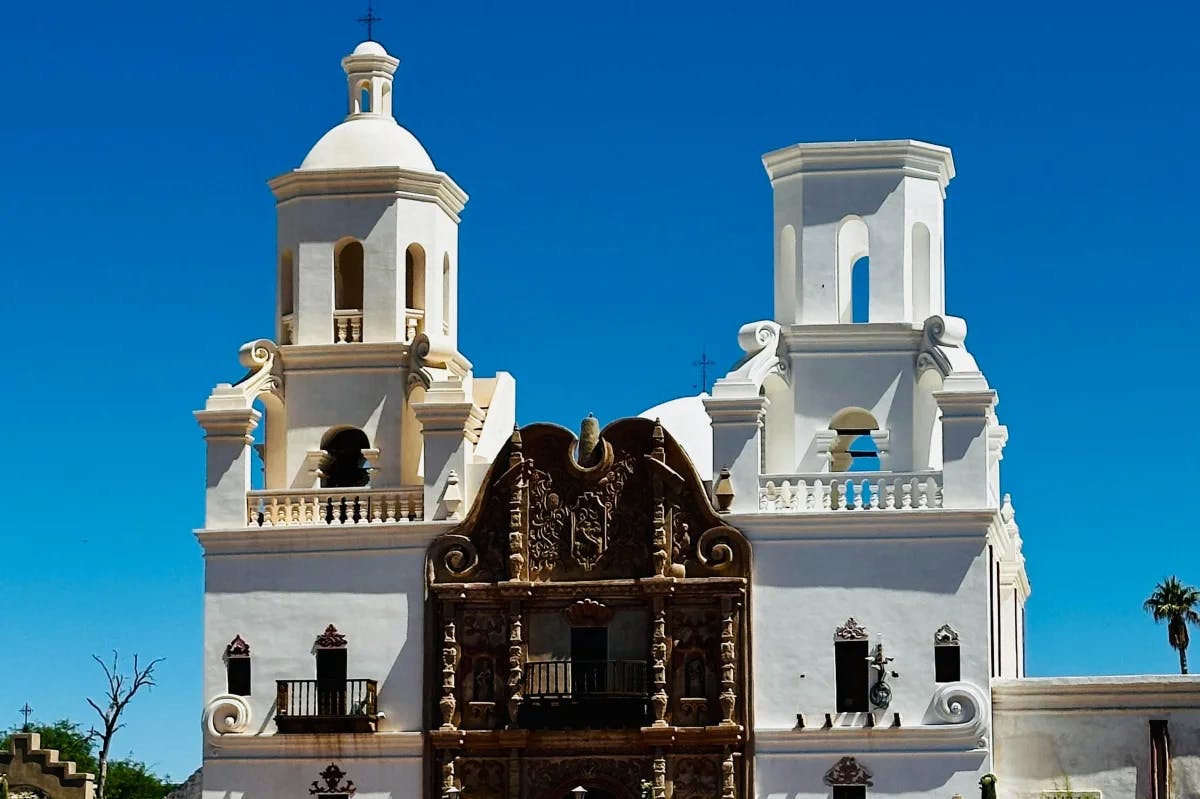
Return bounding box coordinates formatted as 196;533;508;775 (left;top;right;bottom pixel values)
1144;576;1200;674
105;759;177;799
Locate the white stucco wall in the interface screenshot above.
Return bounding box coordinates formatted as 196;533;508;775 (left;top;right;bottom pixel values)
202;530;444;736
202;743;423;799
993;677;1200;799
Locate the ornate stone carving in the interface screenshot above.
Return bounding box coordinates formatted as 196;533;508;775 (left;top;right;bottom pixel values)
224;635;250;658
672;756;720;799
652;754;667;799
834;617;868;641
721;752;736;799
934;623;960;645
506;608;524;726
440;621;458;730
309;764;356;796
457;759;506;799
432;418;748;584
526;757;648;797
201;694;251;736
651;602;669;726
823;756;873;787
564;598;615;627
718;599;738;725
314;625;347;649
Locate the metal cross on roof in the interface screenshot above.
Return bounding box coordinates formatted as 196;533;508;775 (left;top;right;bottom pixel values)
19;702;32;730
693;347;716;393
357;0;382;41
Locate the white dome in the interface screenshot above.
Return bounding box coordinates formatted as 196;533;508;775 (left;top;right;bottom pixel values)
352;40;388;56
299;116;435;172
640;393;713;479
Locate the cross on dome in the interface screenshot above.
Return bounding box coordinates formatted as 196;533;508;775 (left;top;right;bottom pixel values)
356;0;382;40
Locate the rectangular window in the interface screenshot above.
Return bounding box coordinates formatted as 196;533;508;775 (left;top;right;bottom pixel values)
934;646;960;683
570;626;608;695
226;657;251;696
316;648;348;715
835;640;869;712
833;786;866;799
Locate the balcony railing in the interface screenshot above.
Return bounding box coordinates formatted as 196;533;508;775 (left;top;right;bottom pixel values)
275;679;377;733
759;471;942;512
520;660;649;729
247;487;424;527
334;310;363;343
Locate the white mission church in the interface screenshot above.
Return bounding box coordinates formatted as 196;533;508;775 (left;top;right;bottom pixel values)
193;39;1200;799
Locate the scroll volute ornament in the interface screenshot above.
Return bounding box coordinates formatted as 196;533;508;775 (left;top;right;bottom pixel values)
564;599;615;627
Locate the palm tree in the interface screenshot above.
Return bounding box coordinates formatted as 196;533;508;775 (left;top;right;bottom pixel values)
1144;576;1200;674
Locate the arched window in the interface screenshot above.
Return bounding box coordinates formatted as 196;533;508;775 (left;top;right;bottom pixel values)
405;244;426;311
358;83;371;113
335;241;364;311
828;407;880;473
225;635;251;696
320;428;370;488
837;217;869;323
851;256;870;323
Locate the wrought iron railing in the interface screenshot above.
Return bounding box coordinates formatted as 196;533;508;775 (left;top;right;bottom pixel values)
274;679;377;731
524;660;648;698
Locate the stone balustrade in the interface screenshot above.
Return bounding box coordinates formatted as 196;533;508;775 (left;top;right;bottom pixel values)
334;310;363;343
247;487;424;526
759;471;942;512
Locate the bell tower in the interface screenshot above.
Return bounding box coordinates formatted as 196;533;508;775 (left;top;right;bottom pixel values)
763;140;954;326
269;40;464;348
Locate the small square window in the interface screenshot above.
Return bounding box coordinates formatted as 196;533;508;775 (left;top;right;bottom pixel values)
832;786;866;799
935;645;960;683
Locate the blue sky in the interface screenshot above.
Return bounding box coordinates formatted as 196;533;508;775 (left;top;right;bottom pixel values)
1;0;1198;781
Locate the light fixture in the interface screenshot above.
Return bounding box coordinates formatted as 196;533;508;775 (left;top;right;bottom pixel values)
571;787;587;799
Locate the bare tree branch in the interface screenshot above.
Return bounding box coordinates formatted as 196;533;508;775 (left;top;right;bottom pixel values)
85;651;164;799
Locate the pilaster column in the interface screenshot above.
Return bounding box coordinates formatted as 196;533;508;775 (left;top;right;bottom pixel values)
933;389;997;509
413;386;483;521
194;408;260;529
703;396;768;513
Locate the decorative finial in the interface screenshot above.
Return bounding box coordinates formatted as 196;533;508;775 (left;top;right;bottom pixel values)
357;0;383;41
578;413;600;467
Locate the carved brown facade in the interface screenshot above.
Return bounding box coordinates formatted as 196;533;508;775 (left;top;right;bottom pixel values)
428;418;750;799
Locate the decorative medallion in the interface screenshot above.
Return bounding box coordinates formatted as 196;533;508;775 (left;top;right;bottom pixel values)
834;617;868;641
934;623;960;646
564;598;615;627
224;635;250;658
309;763;356;796
823;756;873;787
314;625;347;649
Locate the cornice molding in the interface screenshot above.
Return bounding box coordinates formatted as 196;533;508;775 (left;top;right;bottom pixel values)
279;342;413;372
729;508;1001;542
204;731;424;760
762;139;955;197
778;324;925;355
992;677;1200;712
754;726;986;755
195;520;453;555
268;167;468;222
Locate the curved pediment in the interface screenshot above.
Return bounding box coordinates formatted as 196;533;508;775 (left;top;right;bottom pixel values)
430;417;748;583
